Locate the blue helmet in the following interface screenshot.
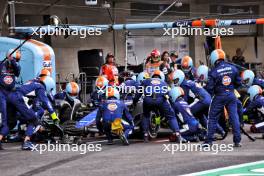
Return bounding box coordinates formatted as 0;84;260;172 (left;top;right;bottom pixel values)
41;76;55;94
137;72;150;84
196;65;209;82
151;70;165;81
65;82;80;101
181;56;193;73
169;87;185;102
106;87;120;100
241;70;255;87
209;49;225;66
172;69;185;86
248;85;262;100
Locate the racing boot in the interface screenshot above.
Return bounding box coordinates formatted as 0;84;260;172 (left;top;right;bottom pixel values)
214;130;226;140
233;143;242;147
0;141;3;150
198;128;207;141
143;133;149;143
120;134;129;146
107;135;113;145
8;133;23;142
184;135;199;142
22;141;34;150
169;133;187;143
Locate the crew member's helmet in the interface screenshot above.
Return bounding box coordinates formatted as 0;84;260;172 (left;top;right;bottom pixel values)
171;69;185;86
151;70;165;81
137;72;150;84
39;68;51;78
150;49;161;62
248;85;262;101
169;87;185;102
241;70;255;87
209;49;226;66
181;56;193;72
65;82;80;100
95;76;109;93
41;76;55;94
196;65;209;82
106;87;120;100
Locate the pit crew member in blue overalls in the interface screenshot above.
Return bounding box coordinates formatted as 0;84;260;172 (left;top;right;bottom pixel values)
0;49;21;150
8;76;59;150
169;86;205;141
198;64;243;128
205;49;241;147
240;69;264;123
96;87;134;145
119;72;138;100
90;76;109;107
244;85;264;134
133;70;184;143
241;69;264;89
180;56;196;81
171;69;223;133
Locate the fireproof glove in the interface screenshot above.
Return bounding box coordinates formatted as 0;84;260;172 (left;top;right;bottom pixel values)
51;112;60;123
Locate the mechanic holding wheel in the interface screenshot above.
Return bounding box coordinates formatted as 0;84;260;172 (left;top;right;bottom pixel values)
133;70;185;143
8;76;60;150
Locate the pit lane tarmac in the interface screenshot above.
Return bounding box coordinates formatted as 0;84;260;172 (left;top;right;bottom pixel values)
1;128;264;176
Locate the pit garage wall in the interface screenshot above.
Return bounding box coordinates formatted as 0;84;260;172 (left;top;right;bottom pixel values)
51;30;126;79
222;37;264;64
1;0;264;79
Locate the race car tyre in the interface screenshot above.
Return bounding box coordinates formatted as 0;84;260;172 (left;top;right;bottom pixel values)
148;111;160;139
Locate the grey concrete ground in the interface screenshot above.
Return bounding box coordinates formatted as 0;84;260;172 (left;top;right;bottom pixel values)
0;129;264;176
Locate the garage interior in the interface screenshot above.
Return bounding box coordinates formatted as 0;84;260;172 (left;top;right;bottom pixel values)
0;0;264;90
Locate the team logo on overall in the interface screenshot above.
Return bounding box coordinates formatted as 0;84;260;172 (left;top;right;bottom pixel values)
107;103;118;111
222;76;231;86
3;76;13;85
151;79;160;85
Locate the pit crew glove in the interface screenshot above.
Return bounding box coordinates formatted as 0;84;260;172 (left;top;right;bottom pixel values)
51;112;60;123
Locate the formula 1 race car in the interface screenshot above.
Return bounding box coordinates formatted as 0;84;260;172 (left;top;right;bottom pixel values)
60;97;172;143
61;99;145;142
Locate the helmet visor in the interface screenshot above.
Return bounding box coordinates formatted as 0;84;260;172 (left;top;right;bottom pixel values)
173;78;180;86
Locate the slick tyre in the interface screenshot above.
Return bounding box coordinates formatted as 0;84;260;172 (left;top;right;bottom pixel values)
148;111;160;139
58;104;72;124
